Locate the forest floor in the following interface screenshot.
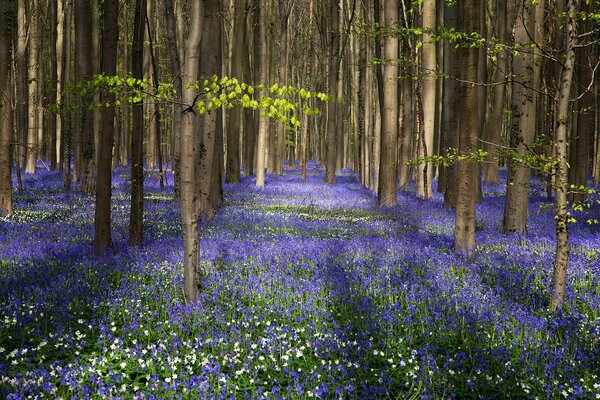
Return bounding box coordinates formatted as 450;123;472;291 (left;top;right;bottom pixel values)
1;162;599;399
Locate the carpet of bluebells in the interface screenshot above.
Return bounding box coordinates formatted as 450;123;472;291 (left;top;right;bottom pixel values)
1;162;599;399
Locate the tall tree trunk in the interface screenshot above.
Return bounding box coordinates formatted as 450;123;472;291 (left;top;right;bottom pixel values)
25;0;39;173
226;0;244;183
483;0;508;184
16;0;27;175
129;0;147;247
75;1;95;192
325;0;340;183
568;1;592;204
62;1;73;188
417;0;436;199
165;0;182;195
441;1;459;209
49;0;58;171
180;0;204;303
550;0;578;312
94;0;119;256
502;0;536;234
275;2;290;176
454;0;480;254
242;0;257;177
378;0;398;207
145;12;164;188
0;0;13;217
197;0;221;219
255;0;269;186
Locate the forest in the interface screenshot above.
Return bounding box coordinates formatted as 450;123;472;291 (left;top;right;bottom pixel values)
0;0;599;398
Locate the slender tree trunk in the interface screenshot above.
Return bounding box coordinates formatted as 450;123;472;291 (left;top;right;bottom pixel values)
275;2;290;176
145;13;164;188
197;0;221;219
16;0;27;175
62;1;73;188
180;0;204;303
442;1;459;209
49;0;58;171
502;0;536;234
226;0;244;183
378;0;398;207
94;0;119;256
0;0;13;217
25;0;39;173
129;0;147;247
255;0;269;186
165;0;182;195
325;0;340;183
454;0;480;254
75;1;95;192
551;0;578;312
483;0;508;184
417;0;436;199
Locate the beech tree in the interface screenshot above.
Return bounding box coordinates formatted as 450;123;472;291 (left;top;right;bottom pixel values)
94;0;119;255
0;0;13;218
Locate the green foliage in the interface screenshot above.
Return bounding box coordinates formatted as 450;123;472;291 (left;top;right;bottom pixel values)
58;74;329;130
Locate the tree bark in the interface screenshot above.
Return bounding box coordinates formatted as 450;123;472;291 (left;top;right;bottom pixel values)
165;0;182;195
454;0;480;254
378;0;398;207
0;0;13;217
16;0;27;175
441;1;459;209
226;0;244;183
550;0;578;312
197;0;221;219
94;0;119;256
325;0;340;183
74;0;95;192
417;0;436;199
180;0;204;303
129;0;147;247
25;0;39;174
255;0;269;187
502;0;536;234
482;0;508;184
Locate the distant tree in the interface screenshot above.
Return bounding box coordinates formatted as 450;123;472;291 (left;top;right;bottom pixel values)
94;0;119;255
0;0;13;217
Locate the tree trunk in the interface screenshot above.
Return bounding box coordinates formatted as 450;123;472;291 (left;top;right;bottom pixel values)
25;0;39;174
197;0;221;219
441;1;459;209
378;0;398;207
226;0;244;183
242;0;257;177
417;0;436;199
454;0;480;254
502;0;536;235
94;0;119;256
165;0;183;195
129;0;147;247
62;1;73;188
482;0;508;184
255;0;269;187
325;0;340;184
180;0;204;303
75;0;95;192
16;0;27;175
0;0;13;217
550;0;578;312
275;2;290;176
